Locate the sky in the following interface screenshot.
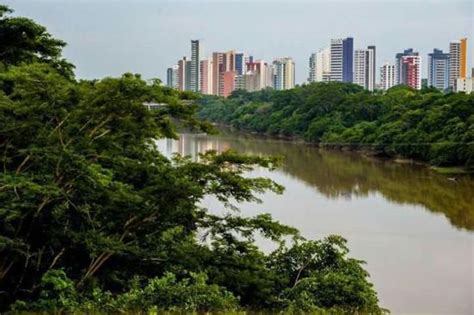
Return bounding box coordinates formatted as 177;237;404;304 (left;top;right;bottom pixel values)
5;0;473;84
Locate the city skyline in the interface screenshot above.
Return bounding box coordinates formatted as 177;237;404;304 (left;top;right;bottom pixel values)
5;0;472;84
169;36;470;94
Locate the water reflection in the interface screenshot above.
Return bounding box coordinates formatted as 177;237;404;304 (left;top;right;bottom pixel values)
158;132;474;314
160;132;474;232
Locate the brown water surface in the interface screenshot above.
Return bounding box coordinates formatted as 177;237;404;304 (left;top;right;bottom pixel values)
157;131;474;315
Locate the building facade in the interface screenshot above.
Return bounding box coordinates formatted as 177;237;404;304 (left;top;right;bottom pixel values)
395;49;421;89
353;46;376;91
190;40;201;92
185;60;192;91
211;51;236;96
330;37;353;82
177;57;188;91
308;53;316;82
353;49;366;88
235;53;251;76
200;59;213;95
166;65;179;89
401;55;422;90
330;39;343;82
367;46;376;91
273;57;295;90
380;62;396;90
222;71;236;97
456;77;473;94
395;48;418;85
246;60;267;89
342;37;354;82
428;49;450;91
243;72;260;92
308;47;331;83
212;52;224;96
449;38;468;90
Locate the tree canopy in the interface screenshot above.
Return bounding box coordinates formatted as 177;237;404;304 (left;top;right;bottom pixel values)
198;84;474;169
0;5;74;78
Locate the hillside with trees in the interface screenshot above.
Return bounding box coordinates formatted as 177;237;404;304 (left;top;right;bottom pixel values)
198;84;474;170
0;5;384;314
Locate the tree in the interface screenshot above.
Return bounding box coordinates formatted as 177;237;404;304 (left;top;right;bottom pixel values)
0;5;74;78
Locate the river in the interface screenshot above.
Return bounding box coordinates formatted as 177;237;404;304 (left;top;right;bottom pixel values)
156;131;474;315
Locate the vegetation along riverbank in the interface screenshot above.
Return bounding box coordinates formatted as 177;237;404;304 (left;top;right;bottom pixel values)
197;84;474;174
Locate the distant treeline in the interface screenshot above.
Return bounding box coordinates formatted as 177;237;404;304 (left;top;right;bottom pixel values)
198;84;474;168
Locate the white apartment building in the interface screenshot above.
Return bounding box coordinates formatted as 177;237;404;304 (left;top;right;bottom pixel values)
380;62;396;90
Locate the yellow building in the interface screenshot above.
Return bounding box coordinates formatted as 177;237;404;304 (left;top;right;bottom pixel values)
449;38;468;89
460;38;467;79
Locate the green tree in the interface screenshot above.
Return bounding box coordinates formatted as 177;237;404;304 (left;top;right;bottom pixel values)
0;5;74;77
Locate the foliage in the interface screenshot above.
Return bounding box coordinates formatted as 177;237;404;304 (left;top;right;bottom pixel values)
0;5;74;78
271;236;381;313
12;270;239;313
198;83;474;169
0;5;384;314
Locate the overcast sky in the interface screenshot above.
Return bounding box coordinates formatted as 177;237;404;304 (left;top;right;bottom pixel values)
5;0;473;84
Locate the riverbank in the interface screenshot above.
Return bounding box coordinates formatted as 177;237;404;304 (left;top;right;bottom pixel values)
212;124;473;176
197;84;473;174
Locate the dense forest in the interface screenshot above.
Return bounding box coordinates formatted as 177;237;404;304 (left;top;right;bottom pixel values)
198;84;474;170
0;5;384;314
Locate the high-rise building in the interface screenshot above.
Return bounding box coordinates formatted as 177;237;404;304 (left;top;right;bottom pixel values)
395;49;421;89
242;60;273;91
308;53;316;82
308;47;331;82
264;64;274;88
353;46;376;91
428;49;450;91
401;55;422;90
185;60;192;91
167;67;173;87
212;52;224;95
380;62;396;90
235;53;244;75
396;48;417;84
177;57;188;91
330;37;353;82
273;57;295;90
246;60;266;89
235;52;250;76
166;65;179;89
354;49;367;88
211;51;236;96
367;46;376;90
342;37;354;82
200;59;213;95
223;51;236;73
190;40;201;92
220;51;236;96
460;38;467;79
449;38;468;90
330;39;343;82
